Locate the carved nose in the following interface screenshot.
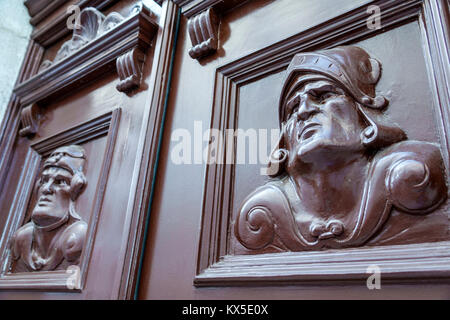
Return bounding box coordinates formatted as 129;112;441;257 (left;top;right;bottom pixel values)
297;95;318;121
41;180;55;194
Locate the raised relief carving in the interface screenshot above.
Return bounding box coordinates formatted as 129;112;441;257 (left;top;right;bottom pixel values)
9;145;87;272
235;46;448;252
188;8;219;60
19;104;40;137
39;8;125;71
116;47;146;93
35;4;155;94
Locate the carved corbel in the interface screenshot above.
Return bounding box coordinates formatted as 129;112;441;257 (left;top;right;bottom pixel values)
116;48;146;93
187;8;220;60
19;104;40;137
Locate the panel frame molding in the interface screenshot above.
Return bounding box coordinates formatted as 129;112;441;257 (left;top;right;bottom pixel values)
195;0;450;286
0;109;121;291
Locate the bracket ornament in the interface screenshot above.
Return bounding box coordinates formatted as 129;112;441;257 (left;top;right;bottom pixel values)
19;104;40;137
116;48;146;92
187;8;220;60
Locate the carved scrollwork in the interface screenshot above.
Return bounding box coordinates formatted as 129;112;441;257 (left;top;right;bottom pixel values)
39;8;125;71
187;8;220;60
19;104;40;137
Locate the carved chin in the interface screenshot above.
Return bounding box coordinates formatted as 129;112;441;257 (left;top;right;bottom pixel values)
31;208;63;227
296;138;329;160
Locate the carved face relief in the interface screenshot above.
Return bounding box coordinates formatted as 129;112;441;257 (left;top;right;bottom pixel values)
32;167;72;227
283;79;365;169
10;145;88;272
234;46;448;253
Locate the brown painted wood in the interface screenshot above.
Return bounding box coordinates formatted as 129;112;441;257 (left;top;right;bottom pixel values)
2;0;450;300
0;0;176;299
137;0;450;299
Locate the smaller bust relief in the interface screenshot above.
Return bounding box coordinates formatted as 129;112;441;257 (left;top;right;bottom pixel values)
9;145;88;272
39;8;126;72
234;46;448;253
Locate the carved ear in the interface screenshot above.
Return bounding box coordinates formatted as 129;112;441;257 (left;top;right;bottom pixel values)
361;124;379;147
368;58;382;84
267;124;288;177
70;171;87;201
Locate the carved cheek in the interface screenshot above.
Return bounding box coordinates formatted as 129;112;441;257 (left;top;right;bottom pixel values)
328;99;362;140
53;186;72;205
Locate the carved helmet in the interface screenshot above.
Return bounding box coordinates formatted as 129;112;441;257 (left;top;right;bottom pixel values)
268;46;407;177
278;45;406;149
44;145;86;176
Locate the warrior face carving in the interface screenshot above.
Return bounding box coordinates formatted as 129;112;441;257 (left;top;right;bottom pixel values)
234;46;448;253
283;79;366;171
32;145;86;229
10;145;88;272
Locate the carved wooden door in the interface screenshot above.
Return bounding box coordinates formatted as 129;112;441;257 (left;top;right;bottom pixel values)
137;0;450;299
0;0;178;299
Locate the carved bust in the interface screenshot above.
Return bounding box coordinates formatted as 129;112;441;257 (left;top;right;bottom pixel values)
235;46;448;252
10;145;88;272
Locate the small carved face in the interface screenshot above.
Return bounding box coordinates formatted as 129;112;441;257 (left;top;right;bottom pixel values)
284;80;365;167
31;167;73;227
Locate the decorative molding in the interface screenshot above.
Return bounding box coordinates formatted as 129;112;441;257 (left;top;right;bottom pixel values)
19;104;40;137
24;0;69;26
0;40;44;203
116;47;146;92
14;5;158;106
195;0;450;286
39;7;126;71
117;0;180;299
31;0;121;47
195;241;450;286
174;0;246;19
421;0;450;175
0;109;121;291
187;8;219;60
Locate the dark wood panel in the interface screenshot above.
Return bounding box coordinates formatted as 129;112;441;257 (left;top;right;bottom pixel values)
138;0;450;299
0;0;177;299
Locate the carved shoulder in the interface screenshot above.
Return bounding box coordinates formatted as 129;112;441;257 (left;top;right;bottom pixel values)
60;221;88;263
234;184;292;251
377;141;448;214
9;223;34;260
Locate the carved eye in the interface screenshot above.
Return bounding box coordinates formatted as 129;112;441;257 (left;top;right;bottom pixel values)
40;176;49;186
316;91;338;103
286;94;301;117
54;178;69;186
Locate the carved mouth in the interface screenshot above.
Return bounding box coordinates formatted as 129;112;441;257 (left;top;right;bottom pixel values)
37;197;52;205
298;123;321;142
